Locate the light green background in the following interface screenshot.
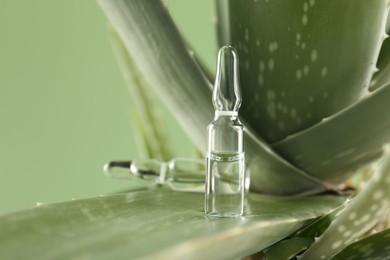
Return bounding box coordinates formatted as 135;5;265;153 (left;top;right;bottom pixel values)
0;0;215;214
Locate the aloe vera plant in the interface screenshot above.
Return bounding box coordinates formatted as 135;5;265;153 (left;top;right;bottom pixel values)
1;0;390;259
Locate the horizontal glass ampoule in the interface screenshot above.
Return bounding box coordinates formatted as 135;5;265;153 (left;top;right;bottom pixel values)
205;46;245;218
103;158;205;192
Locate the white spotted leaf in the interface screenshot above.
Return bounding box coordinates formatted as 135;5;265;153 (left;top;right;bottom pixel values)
299;151;390;259
216;0;389;143
273;83;390;183
330;228;390;260
0;189;345;259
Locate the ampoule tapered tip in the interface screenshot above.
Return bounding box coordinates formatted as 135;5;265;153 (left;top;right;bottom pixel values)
213;46;241;112
219;46;238;56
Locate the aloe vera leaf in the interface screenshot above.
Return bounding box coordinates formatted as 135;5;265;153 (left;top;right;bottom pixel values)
216;0;388;143
260;195;351;258
108;27;173;161
98;0;213;151
262;204;344;258
98;0;327;195
330;228;390;260
273;83;390;183
244;129;326;195
370;37;390;91
299;150;390;259
295;201;347;239
0;188;345;260
262;237;314;260
370;10;390;91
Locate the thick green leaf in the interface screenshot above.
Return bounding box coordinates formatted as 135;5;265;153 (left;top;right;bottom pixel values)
273;83;390;183
300;150;390;259
99;0;212;151
98;0;327;195
244;130;326;195
262;237;314;260
0;188;345;259
330;228;390;260
217;0;388;143
260;198;347;258
295;203;345;238
370;37;390;91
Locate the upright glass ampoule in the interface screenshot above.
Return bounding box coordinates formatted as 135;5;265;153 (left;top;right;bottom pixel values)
205;46;245;218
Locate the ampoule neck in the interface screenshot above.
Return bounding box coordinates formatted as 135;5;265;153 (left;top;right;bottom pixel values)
215;110;238;117
213;110;240;122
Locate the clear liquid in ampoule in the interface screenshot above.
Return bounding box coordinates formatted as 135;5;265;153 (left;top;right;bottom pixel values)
206;151;244;218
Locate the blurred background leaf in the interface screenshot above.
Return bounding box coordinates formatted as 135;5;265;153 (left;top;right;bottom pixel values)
0;0;211;214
